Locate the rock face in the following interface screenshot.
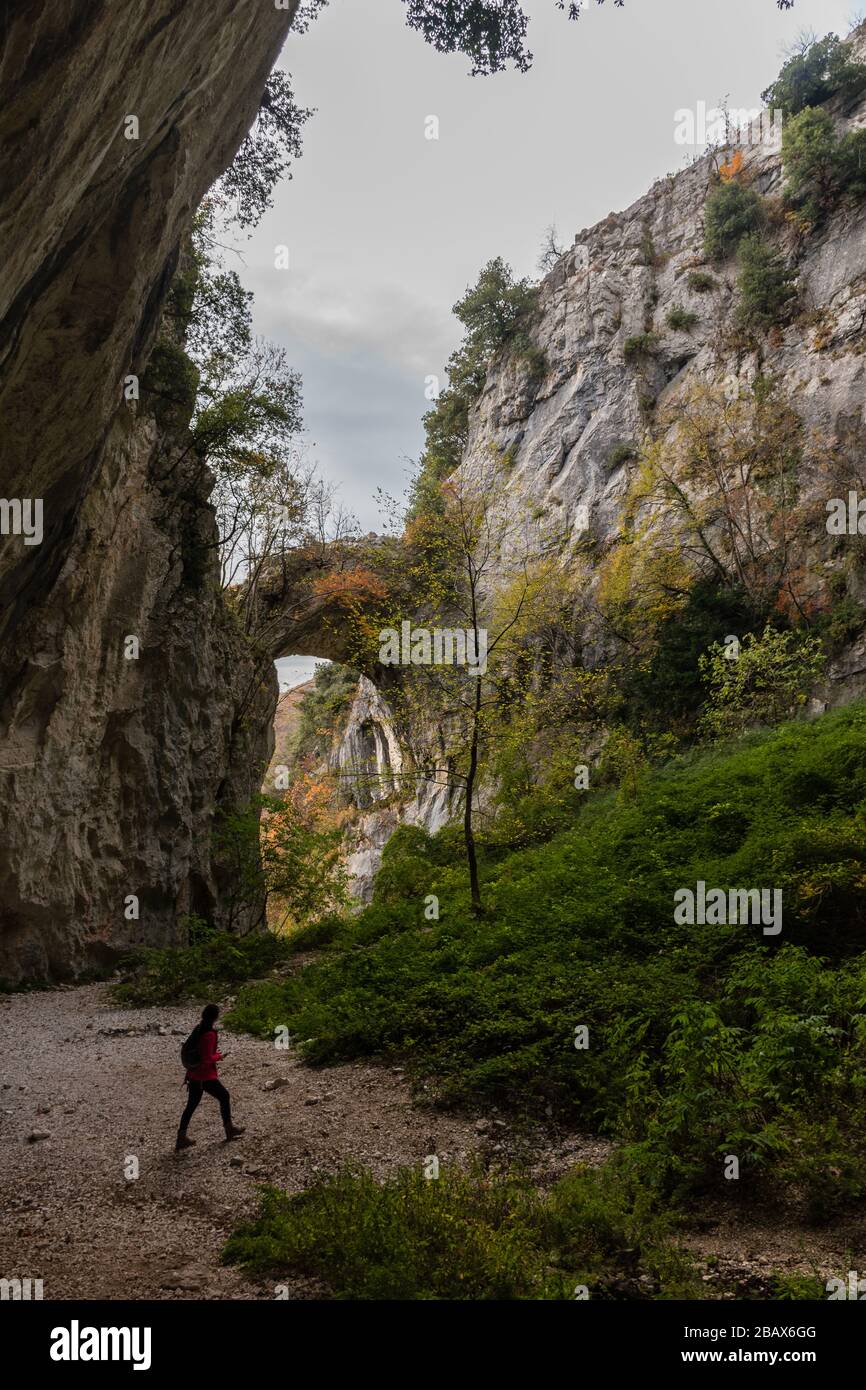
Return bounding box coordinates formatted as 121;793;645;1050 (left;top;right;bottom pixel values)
335;677;456;900
307;34;866;895
458;49;866;699
0;1;299;981
5;7;866;973
265;671;458;902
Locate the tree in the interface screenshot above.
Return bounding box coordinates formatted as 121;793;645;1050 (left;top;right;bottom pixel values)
782;106;842;221
211;71;314;229
410;258;539;521
782;106;866;223
703;181;765;263
212;793;348;933
698;625;826;737
762;31;866;116
401;1;795;76
837;126;866;200
603;381;810;634
343;453;559;916
736;234;798;330
396;453;559;915
261;787;349;931
537;223;565;274
448;257;538;396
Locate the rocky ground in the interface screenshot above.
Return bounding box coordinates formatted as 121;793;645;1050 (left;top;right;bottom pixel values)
1;981;863;1300
0;982;602;1300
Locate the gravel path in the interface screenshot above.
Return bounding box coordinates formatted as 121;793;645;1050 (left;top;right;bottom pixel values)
3;982;858;1301
0;982;605;1300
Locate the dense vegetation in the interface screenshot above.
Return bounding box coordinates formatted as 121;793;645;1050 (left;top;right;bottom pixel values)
286;662;360;770
223;1161;704;1299
703;182;765;263
113;927;294;1006
228;702;866;1216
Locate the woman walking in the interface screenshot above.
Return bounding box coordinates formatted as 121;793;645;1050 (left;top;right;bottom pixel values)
176;1003;245;1151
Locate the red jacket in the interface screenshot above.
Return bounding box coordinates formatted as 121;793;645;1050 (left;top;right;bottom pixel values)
186;1027;222;1082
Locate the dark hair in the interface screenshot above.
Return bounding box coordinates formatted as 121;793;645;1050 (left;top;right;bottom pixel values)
201;1003;220;1029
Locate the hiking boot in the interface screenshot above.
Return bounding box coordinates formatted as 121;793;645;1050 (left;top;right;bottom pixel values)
224;1125;246;1141
175;1133;196;1152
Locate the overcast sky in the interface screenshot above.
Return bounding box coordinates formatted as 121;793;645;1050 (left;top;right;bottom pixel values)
260;0;856;686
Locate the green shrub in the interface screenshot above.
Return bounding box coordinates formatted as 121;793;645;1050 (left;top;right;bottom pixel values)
703;183;765;262
771;1272;828;1300
686;270;716;293
783;108;866;224
609;441;639;466
782;106;843;223
762;33;866;118
223;1159;701;1300
113;930;294;1006
735;234;798;330
837;127;866;201
141;341;200;428
227;701;866;1201
623;333;659;361
698;624;825;736
665;306;698;332
623;579;763;730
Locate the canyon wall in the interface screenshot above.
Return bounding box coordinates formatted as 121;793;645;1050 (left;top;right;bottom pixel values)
0;1;299;981
4;6;866;970
457;45;866;696
303;37;866;894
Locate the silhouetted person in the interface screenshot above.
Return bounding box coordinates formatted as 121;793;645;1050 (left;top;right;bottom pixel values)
176;1003;245;1151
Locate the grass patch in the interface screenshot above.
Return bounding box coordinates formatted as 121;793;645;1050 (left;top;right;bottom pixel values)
223;1159;702;1300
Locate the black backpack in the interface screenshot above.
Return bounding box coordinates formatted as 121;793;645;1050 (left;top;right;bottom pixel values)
180;1025;202;1071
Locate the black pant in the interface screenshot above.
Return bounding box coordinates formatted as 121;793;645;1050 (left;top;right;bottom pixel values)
180;1080;232;1132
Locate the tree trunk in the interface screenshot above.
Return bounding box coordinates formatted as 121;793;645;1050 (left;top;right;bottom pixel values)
464;679;483;916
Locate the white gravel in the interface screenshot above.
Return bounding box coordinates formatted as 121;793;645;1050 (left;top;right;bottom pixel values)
0;982;492;1299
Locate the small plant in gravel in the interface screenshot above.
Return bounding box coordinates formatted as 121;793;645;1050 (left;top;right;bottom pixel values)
771;1271;828;1300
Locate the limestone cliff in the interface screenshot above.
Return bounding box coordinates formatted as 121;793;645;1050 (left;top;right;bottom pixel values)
335;676;456;900
6;6;866;972
458;37;866;698
305;34;866;895
0;1;299;980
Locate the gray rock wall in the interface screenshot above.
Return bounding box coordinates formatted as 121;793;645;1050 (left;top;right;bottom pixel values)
0;1;299;981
